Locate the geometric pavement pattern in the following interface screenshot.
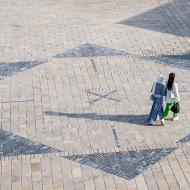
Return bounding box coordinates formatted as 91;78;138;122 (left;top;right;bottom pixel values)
178;133;190;143
0;129;58;157
0;44;128;80
0;60;44;80
117;0;190;37
146;53;190;70
64;148;176;180
54;43;128;58
86;89;121;104
1;53;189;81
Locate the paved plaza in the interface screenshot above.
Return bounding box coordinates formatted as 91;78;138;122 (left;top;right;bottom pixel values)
0;0;190;189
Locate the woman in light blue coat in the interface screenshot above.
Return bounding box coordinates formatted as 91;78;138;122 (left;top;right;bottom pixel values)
146;74;166;125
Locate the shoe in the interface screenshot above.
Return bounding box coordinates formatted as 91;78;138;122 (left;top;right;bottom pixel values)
163;116;170;120
173;116;179;121
160;119;165;126
145;121;153;126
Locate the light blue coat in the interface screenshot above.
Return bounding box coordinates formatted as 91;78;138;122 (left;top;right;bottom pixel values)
146;81;166;123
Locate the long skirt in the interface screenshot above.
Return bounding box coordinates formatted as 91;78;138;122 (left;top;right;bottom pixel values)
146;97;164;123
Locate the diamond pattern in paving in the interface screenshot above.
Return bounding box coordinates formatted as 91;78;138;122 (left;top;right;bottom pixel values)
0;129;58;157
0;61;44;79
54;43;128;58
65;148;176;180
146;53;190;70
118;0;190;37
0;0;190;189
178;133;190;143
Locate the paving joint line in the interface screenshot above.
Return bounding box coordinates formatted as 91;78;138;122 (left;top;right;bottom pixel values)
112;125;121;148
1;142;189;161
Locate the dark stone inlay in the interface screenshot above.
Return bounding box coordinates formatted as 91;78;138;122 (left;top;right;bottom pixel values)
145;53;190;70
54;43;127;58
117;0;190;37
0;60;44;80
91;58;98;73
162;53;190;60
178;133;190;143
65;148;176;180
86;89;121;104
0;129;58;157
112;126;120;148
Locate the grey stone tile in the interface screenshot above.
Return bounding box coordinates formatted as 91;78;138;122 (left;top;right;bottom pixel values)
178;133;190;143
64;148;176;180
0;129;59;157
54;43;127;58
117;0;190;37
0;61;44;79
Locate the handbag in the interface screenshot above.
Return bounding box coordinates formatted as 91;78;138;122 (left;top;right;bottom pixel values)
171;102;180;113
150;95;154;100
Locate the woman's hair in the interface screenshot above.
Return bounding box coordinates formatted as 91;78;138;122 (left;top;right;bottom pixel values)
167;72;175;90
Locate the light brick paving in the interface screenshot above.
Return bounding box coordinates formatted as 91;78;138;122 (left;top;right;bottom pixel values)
0;0;190;189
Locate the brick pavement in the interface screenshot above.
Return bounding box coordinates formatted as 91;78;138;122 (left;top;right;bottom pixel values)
0;0;190;189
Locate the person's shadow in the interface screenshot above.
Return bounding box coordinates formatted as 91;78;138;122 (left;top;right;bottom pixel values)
44;111;147;125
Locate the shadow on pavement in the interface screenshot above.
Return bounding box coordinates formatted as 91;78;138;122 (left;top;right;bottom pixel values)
44;111;147;125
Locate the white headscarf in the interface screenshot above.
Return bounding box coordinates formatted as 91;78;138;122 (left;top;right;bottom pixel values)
156;74;165;84
151;74;165;94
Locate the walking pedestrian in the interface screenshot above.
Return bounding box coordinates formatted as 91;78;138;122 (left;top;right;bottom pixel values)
163;72;180;121
146;74;166;126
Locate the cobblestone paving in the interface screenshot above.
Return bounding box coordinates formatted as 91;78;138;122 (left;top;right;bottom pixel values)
0;61;44;79
65;148;176;180
0;0;190;189
146;53;190;70
0;129;58;157
178;133;190;143
54;43;128;58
